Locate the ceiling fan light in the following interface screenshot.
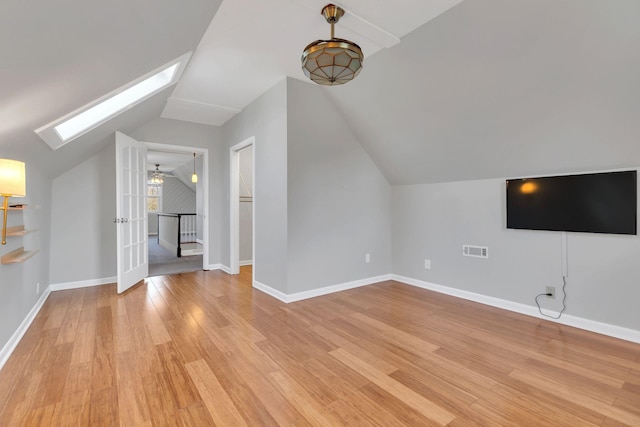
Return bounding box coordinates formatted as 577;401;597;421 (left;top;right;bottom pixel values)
151;164;164;184
301;4;364;86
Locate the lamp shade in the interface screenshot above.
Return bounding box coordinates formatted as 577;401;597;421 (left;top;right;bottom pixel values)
0;159;26;197
302;39;363;85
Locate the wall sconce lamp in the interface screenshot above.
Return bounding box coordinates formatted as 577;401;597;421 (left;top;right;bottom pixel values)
0;159;26;245
191;153;198;183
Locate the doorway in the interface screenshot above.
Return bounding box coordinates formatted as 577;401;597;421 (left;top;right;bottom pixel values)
147;142;209;276
230;137;255;279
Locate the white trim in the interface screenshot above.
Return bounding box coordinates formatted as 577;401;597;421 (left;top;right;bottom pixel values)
391;274;640;344
285;275;392;303
229;137;255;277
196;238;204;245
239;260;253;267
50;276;116;292
253;275;392;304
253;281;289;303
146;142;209;274
0;287;51;370
207;264;232;274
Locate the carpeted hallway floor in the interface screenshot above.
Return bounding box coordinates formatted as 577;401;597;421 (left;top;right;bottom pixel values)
148;236;202;276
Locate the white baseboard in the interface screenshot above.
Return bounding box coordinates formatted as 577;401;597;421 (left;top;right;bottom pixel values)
49;276;116;292
206;264;232;274
391;274;640;344
0;287;51;370
253;281;289;303
253;274;392;304
239;260;253;267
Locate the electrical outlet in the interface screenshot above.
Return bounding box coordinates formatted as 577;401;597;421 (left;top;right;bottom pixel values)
424;259;431;269
545;286;555;299
36;282;40;295
365;253;371;263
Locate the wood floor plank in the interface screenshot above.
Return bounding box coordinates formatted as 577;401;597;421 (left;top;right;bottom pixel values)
268;370;342;427
185;358;248;427
330;347;456;425
510;368;640;425
1;268;639;425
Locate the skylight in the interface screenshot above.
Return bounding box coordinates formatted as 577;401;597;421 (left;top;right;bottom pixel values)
35;52;191;150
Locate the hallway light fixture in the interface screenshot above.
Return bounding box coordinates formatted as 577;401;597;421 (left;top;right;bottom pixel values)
301;4;364;86
151;164;164;185
0;159;26;245
191;153;198;183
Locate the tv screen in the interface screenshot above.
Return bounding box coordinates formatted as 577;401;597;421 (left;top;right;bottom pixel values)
506;170;637;235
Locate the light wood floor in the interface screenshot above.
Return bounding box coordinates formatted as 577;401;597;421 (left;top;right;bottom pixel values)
1;267;639;426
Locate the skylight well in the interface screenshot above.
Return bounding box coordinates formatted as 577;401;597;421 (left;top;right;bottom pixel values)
35;52;191;150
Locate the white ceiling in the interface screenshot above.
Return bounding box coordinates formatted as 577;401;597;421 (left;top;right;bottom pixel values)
4;0;639;187
147;151;194;172
162;0;463;126
0;0;221;177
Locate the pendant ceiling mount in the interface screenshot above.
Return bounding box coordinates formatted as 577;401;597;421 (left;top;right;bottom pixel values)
301;4;364;86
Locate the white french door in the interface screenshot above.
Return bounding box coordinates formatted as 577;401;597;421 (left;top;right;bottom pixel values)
115;131;148;293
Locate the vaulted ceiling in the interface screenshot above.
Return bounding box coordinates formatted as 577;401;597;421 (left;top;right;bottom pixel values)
2;0;639;184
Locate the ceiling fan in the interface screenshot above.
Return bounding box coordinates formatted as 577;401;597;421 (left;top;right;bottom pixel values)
149;164;176;184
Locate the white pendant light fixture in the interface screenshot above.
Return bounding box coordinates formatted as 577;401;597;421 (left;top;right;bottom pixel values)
191;153;198;183
301;4;363;86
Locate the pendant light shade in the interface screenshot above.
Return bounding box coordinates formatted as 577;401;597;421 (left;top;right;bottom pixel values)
191;153;198;183
301;4;363;86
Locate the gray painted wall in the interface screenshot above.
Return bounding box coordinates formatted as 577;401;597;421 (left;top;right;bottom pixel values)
391;175;640;331
0;162;51;355
50;144;117;284
221;79;288;291
286;78;392;293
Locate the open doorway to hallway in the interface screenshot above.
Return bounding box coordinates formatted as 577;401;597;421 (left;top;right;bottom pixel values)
147;147;206;276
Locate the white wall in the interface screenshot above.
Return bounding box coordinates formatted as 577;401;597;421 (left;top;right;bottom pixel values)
195;155;204;242
50;144;116;284
239;146;253;263
286;78;392;293
391;175;640;332
221;79;288;291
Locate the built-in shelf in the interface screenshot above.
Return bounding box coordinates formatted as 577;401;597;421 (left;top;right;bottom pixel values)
1;247;39;264
1;205;26;211
5;225;36;236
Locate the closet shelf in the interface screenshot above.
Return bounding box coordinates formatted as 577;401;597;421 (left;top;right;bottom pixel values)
1;247;39;264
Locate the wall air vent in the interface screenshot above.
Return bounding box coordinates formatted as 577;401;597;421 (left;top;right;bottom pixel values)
462;245;488;259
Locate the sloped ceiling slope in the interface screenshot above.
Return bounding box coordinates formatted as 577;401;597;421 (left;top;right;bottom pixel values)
324;0;640;185
0;0;221;178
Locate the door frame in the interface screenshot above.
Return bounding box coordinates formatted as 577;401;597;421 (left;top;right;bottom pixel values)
230;137;255;278
146;142;210;271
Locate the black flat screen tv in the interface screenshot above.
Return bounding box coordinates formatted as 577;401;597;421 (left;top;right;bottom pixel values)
506;170;637;235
